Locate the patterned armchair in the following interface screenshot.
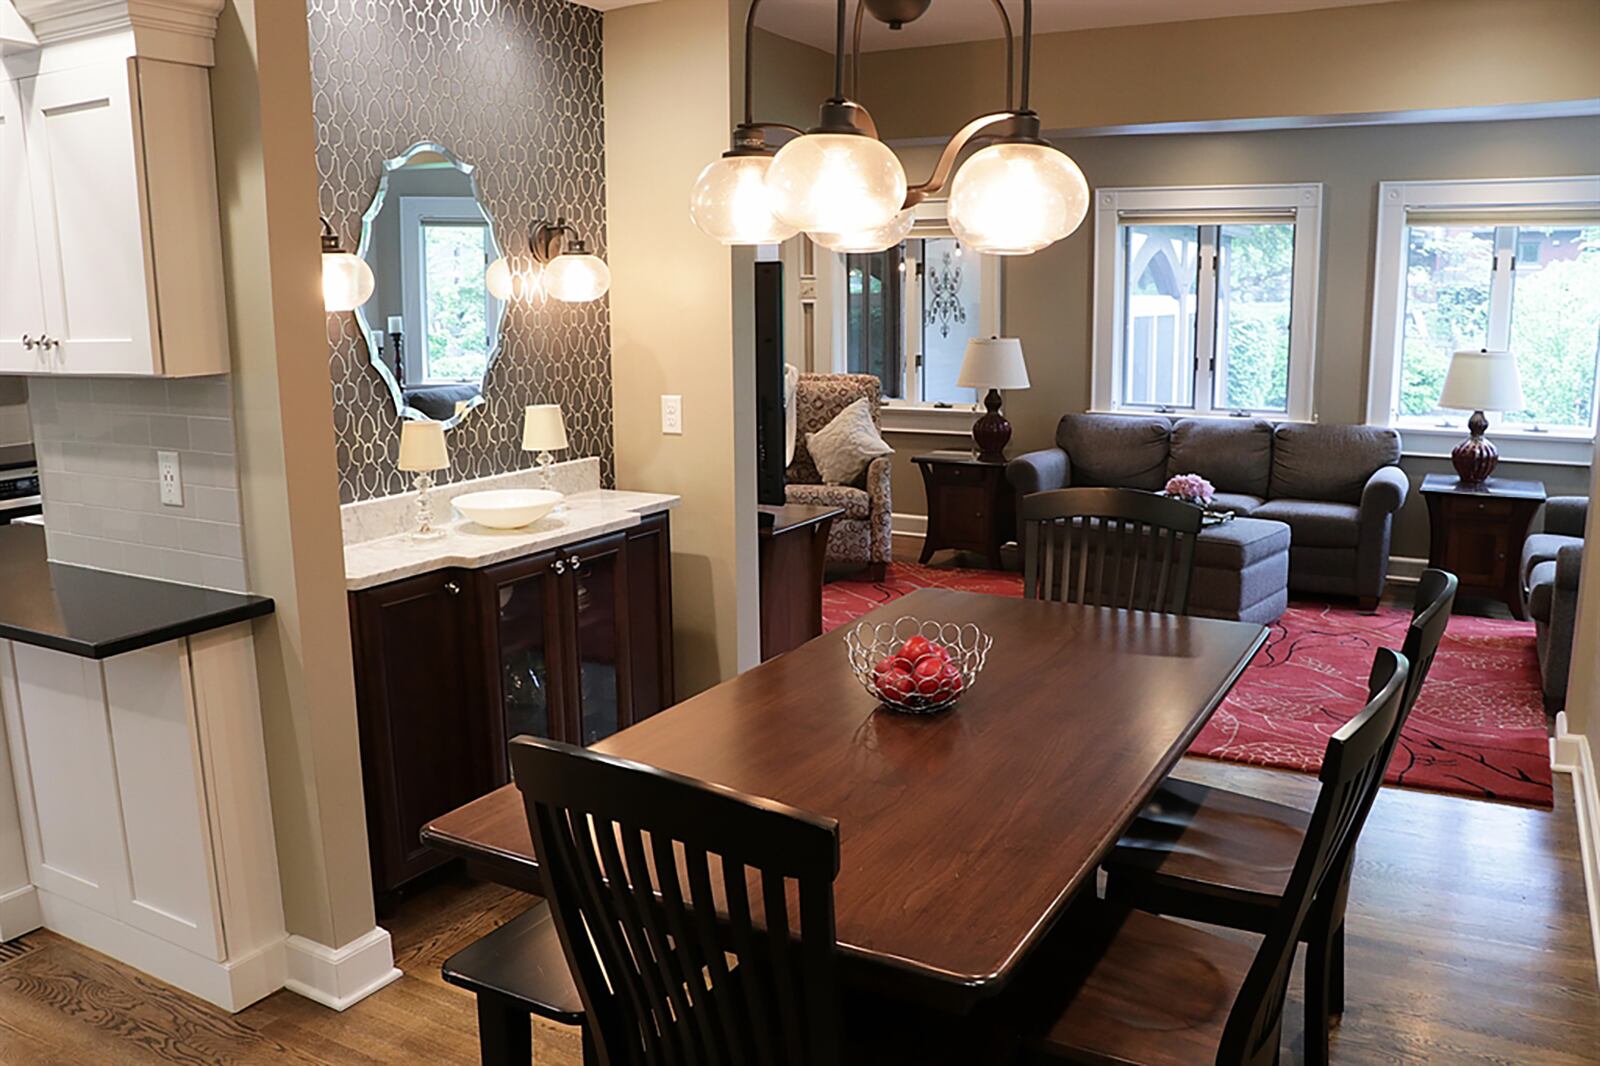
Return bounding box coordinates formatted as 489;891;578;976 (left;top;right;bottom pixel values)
785;373;893;580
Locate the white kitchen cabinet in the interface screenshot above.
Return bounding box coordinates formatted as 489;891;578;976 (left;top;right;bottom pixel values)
0;50;229;377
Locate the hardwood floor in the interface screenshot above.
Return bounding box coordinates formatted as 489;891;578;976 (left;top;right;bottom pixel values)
0;758;1592;1064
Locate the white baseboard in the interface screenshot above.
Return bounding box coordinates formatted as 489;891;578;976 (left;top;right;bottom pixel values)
1551;712;1600;976
35;888;285;1011
284;926;402;1011
890;512;927;540
1385;555;1428;587
0;883;40;941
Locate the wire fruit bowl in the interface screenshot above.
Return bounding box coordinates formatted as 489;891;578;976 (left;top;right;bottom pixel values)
844;616;992;715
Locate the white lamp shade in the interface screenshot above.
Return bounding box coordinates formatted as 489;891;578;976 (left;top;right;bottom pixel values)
544;253;610;303
1439;349;1525;412
764;132;907;234
690;155;801;245
523;404;569;451
957;337;1030;390
397;420;449;472
485;256;515;300
809;208;916;254
322;251;375;312
947;142;1089;256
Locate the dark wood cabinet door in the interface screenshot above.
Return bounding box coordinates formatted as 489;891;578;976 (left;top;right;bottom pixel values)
349;570;493;893
475;550;566;785
625;513;674;720
562;532;634;746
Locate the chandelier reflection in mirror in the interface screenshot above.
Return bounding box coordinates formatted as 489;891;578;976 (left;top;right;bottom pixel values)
690;0;1089;254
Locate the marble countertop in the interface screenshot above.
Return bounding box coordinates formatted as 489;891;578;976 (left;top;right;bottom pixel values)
343;489;679;590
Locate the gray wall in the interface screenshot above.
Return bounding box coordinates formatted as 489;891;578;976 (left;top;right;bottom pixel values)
0;379;27;446
886;115;1600;559
309;0;610;502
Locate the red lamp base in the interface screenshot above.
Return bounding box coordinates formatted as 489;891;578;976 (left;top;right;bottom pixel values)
971;388;1011;464
1451;410;1498;484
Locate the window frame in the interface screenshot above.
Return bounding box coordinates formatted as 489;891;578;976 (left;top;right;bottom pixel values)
1366;175;1600;461
1091;183;1323;423
398;195;502;387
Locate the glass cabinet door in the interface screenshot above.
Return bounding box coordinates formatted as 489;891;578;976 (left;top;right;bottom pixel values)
565;535;633;746
477;555;563;782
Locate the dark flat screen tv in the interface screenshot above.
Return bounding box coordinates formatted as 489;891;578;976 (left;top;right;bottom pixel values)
754;261;786;508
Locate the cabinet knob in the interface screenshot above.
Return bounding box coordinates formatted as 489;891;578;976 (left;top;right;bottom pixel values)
21;335;36;351
569;554;581;571
443;581;461;596
553;560;566;575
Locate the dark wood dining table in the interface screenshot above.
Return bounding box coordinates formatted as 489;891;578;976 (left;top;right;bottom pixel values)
422;587;1266;1010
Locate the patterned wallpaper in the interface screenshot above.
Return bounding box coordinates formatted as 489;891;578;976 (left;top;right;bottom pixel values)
308;0;612;502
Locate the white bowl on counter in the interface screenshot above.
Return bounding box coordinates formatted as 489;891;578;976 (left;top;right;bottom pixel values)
452;489;564;530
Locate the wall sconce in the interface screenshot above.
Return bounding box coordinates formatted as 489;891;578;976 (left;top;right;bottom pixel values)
531;218;610;303
320;216;375;312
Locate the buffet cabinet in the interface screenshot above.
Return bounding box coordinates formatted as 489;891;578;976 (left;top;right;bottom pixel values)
349;514;674;897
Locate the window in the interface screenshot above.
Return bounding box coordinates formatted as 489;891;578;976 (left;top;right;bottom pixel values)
399;196;503;386
1369;177;1600;450
839;204;1000;409
1092;185;1322;421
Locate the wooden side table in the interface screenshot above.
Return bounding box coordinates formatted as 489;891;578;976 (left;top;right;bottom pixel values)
758;503;842;661
1420;474;1545;619
913;450;1015;571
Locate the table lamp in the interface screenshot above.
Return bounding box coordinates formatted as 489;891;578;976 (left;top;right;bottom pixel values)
1439;348;1524;484
397;420;449;540
523;404;569;490
956;336;1030;463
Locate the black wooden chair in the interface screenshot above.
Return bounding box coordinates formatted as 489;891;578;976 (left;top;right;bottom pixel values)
1021;488;1204;613
1100;569;1457;1065
1006;648;1411;1065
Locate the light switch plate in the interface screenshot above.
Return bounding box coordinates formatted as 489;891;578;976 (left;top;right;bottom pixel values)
661;394;683;435
158;450;183;507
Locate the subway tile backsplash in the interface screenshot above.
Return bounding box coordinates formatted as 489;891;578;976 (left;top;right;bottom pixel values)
28;377;248;592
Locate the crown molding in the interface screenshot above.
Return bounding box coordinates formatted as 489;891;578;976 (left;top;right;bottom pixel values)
11;0;221;64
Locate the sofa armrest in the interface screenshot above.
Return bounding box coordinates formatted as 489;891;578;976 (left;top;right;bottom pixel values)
1556;543;1583;591
1546;496;1590;539
864;454;893;564
1360;465;1408;519
1006;448;1070;497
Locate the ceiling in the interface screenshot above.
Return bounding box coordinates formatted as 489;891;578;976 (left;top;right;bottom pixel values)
757;0;1403;53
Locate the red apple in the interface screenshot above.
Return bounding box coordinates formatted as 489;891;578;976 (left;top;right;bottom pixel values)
896;635;935;670
875;667;915;703
940;662;965;696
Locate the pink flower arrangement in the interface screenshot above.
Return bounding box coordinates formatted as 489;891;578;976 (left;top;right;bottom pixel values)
1165;473;1215;506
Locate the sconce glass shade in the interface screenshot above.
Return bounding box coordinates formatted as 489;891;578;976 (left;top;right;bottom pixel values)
947;142;1089;256
809;207;916;254
486;256;515;300
690;154;801;245
543;253;610;303
486;256;541;301
322;251;375;312
765;132;907;234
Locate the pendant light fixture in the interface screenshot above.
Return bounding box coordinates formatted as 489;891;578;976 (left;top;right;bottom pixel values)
320;216;375;312
690;0;1089;257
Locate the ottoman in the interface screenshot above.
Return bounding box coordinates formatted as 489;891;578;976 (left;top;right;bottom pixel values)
1188;518;1291;625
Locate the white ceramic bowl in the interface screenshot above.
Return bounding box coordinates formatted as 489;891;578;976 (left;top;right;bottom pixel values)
452;489;564;530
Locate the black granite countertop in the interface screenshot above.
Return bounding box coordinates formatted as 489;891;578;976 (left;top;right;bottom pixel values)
0;525;274;659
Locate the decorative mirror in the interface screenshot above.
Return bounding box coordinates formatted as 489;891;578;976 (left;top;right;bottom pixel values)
356;142;504;428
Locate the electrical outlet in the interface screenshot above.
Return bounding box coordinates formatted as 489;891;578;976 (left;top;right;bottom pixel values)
158;451;183;507
661;394;683;435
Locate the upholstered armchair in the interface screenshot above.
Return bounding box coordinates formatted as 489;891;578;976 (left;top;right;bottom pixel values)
785;373;892;580
1523;496;1587;714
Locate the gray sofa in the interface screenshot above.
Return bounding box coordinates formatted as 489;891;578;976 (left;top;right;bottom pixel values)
1522;496;1587;714
1008;414;1408;609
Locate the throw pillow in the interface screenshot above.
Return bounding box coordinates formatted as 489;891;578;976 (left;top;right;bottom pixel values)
806;397;892;485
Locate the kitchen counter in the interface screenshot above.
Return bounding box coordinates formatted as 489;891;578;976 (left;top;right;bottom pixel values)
343;488;680;590
0;525;275;659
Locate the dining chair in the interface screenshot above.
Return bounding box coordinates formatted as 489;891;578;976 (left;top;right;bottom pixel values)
1007;648;1411;1065
1100;569;1457;1066
1020;488;1204;613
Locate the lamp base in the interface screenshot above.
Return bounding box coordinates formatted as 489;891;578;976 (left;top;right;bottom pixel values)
1451;410;1498;484
971;389;1011;464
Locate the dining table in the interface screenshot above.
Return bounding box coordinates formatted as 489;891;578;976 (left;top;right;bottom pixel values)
421;586;1267;1011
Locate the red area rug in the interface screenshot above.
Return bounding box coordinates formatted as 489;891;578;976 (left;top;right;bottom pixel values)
823;563;1552;808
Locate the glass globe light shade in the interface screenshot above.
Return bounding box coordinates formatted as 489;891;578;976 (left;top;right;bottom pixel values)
765;133;907;234
690;155;800;245
544;253;611;303
809;208;916;254
322;251;375;312
947;143;1089;255
486;256;515;300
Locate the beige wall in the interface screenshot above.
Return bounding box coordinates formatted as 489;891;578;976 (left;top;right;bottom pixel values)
750;27;832;132
212;0;378;950
607;0;761;696
0;379;27;446
859;0;1600;141
1565;443;1600;739
880;115;1599;560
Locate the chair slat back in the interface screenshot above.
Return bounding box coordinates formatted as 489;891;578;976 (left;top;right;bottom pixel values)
1394;569;1458;740
1021;488;1204;614
511;737;842;1066
1217;648;1410;1066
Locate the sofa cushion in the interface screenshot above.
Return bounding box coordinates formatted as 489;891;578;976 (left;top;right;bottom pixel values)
1056;413;1172;491
1253;498;1362;548
1209;492;1264;516
1528;560;1557;623
785;482;871;519
1269;424;1401;505
1522;532;1582;591
1195;517;1292;570
1168;419;1273;497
